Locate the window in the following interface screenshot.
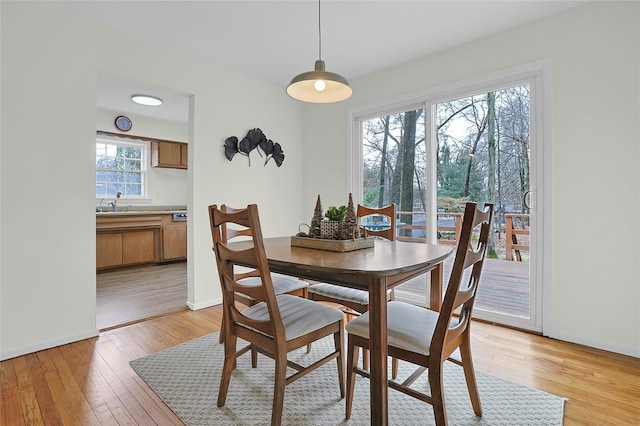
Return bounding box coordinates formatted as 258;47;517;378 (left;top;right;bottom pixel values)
96;137;147;199
349;63;549;332
360;107;427;240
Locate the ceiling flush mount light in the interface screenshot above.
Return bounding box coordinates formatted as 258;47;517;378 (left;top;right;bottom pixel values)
131;94;163;106
286;0;352;103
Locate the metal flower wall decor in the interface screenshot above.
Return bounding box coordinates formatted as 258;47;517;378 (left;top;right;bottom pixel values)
224;128;285;167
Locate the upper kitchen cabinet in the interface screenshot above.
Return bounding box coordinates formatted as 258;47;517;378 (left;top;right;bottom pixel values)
151;141;188;169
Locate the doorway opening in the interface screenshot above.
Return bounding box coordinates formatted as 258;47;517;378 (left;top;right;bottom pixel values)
95;75;190;330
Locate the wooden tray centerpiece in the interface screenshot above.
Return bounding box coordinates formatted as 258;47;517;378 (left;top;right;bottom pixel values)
291;194;374;252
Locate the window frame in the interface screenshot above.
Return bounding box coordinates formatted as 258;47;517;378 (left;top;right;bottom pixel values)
347;61;550;333
95;135;149;201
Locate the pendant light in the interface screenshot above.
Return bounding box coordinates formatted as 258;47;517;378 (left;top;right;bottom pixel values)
286;0;352;103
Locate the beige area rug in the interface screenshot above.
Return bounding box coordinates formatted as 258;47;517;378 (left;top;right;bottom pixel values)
130;333;565;425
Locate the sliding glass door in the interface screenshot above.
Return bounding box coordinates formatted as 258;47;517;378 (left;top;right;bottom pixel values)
351;73;543;331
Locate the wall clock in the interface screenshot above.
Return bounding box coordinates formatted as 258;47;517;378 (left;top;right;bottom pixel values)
114;115;132;132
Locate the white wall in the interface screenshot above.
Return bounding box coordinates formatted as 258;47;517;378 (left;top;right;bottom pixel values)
2;1;638;360
0;2;305;360
301;1;640;357
96;107;189;207
96;108;188;142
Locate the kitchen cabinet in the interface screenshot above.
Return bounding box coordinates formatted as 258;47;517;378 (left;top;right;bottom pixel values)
180;143;188;168
151;141;188;169
96;212;186;270
96;233;122;268
96;229;159;269
162;215;187;260
123;230;157;264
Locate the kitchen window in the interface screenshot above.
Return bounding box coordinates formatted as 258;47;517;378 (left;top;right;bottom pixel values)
96;137;148;199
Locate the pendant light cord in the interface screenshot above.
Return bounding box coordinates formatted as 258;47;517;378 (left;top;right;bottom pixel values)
318;0;322;60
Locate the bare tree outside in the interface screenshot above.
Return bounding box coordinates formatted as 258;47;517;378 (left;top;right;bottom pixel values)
360;82;533;321
361;82;530;259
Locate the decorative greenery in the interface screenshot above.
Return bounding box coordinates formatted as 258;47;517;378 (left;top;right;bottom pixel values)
224;128;285;167
325;205;347;222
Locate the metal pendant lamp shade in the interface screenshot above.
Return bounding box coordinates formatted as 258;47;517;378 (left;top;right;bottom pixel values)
286;1;352;103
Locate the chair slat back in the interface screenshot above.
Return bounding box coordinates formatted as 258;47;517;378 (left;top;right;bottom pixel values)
220;205;253;242
433;202;494;358
357;204;396;241
209;204;285;340
219;205;261;281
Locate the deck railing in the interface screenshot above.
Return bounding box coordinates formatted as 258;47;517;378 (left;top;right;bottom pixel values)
505;213;530;261
395;211;463;246
395;210;531;261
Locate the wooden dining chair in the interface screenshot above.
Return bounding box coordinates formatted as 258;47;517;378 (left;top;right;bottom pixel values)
344;202;494;425
308;203;397;375
215;204;309;346
209;204;345;426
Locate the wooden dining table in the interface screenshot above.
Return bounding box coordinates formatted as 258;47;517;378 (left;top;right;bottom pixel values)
254;236;453;425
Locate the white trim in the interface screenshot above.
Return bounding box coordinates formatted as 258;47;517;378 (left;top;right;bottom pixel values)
539;60;554;338
187;297;221;311
548;330;640;359
425;102;438;245
346;116;363;207
0;328;99;361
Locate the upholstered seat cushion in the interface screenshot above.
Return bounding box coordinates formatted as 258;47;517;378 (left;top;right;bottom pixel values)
345;300;448;356
237;273;309;296
242;294;344;341
308;283;370;304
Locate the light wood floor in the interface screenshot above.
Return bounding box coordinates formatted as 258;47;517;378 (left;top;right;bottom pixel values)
1;305;639;425
97;262;188;330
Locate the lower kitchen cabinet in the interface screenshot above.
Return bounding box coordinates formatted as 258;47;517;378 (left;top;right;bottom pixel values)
96;213;186;270
162;220;187;260
96;233;123;269
123;230;157;264
96;229;159;269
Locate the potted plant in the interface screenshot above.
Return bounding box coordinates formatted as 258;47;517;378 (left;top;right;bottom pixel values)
321;205;347;239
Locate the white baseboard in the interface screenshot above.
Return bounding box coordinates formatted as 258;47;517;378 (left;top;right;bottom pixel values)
187;297;221;311
547;330;639;359
0;328;100;361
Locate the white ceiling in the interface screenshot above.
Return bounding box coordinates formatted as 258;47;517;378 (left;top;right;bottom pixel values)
57;1;589;123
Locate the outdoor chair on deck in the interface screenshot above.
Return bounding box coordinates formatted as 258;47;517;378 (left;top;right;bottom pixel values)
308;203;397;376
215;204;309;345
345;202;494;426
209;204;345;426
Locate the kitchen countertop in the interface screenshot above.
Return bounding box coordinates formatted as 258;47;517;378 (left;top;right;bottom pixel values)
96;209;187;216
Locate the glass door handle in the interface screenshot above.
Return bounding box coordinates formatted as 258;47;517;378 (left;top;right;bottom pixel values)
523;190;532;210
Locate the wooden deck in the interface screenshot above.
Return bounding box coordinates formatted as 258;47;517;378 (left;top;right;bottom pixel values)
394;256;530;318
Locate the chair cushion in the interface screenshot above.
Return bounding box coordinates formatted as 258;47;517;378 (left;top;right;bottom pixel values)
242;294;344;341
308;283;369;305
345;300;440;356
237;273;309;295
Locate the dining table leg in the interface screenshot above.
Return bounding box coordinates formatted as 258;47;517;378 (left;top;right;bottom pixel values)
368;277;388;426
429;263;444;311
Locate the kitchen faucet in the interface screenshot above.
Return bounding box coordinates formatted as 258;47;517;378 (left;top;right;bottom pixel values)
108;192;122;212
